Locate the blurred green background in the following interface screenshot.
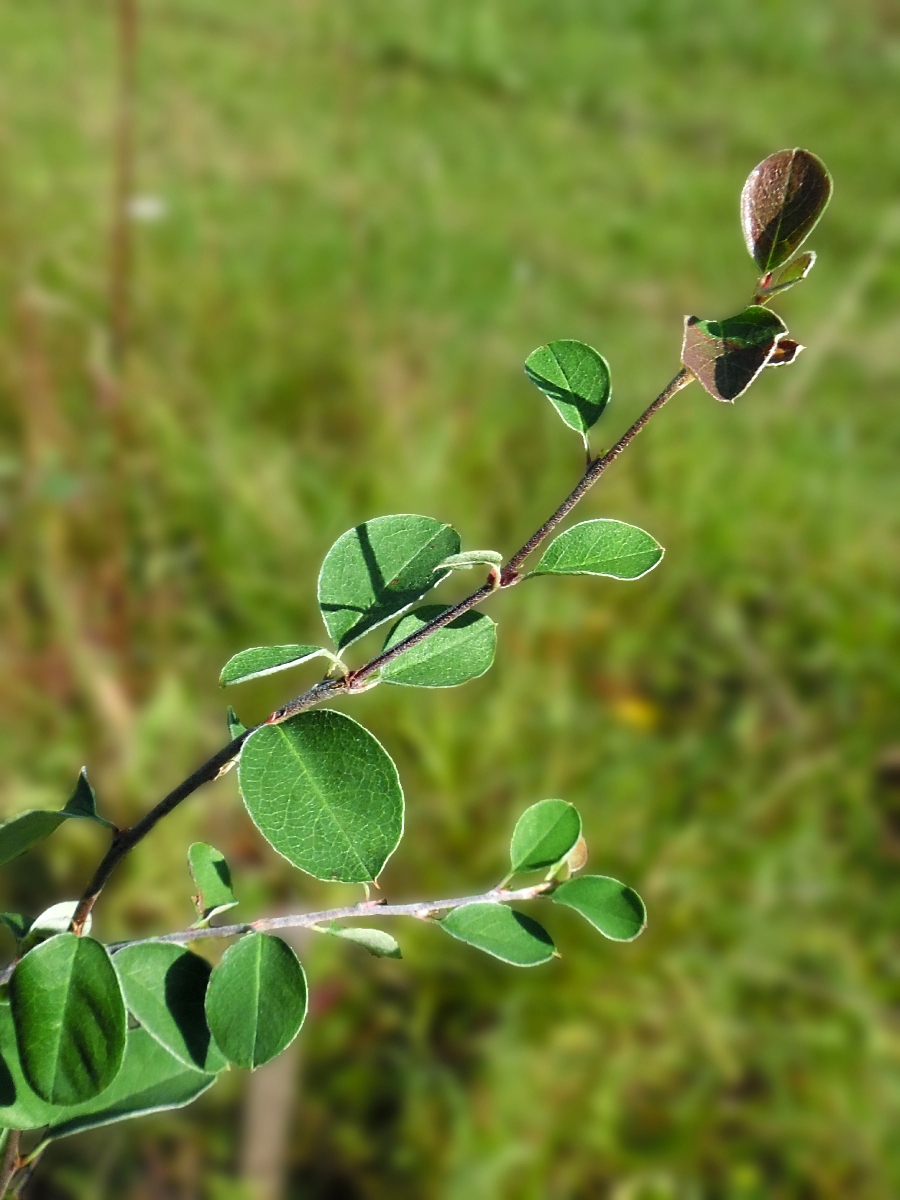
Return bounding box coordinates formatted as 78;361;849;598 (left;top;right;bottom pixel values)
1;1;899;1196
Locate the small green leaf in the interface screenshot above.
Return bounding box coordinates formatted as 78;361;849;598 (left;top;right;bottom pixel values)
62;769;114;827
380;605;497;689
525;340;611;440
0;770;114;866
509;800;582;875
755;250;816;301
322;924;402;958
227;706;247;739
9;934;127;1104
741;148;832;272
435;550;503;572
532;519;663;581
219;645;334;687
552;875;646;941
19;902;92;952
682;306;788;402
188;843;238;924
0;914;32;943
318;515;461;649
440;903;556;967
0;1006;217;1134
113;943;225;1072
239;709;403;884
205;933;307;1070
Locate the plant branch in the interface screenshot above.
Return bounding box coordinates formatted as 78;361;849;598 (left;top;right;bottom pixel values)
70;366;690;925
0;1131;21;1199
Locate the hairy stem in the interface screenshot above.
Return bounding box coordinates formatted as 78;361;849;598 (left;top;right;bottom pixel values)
70;368;690;925
0;1131;21;1198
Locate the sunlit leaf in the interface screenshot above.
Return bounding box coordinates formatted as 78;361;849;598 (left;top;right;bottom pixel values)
227;707;247;739
755;250;816;301
440;903;556;966
682;306;788;402
552;875;646;941
741;148;832;272
113;943;225;1072
239;710;403;884
318;515;460;649
19;902;91;952
766;339;804;366
532;519;663;580
188;843;238;924
219;645;333;687
509;800;581;874
205;933;307;1070
380;605;497;688
525;340;611;439
435;550;503;572
322;924;402;958
9;934;126;1104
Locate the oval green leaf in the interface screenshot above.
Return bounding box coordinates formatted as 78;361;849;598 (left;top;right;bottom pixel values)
741;148;832;273
440;903;556;967
113;943;225;1072
239;709;403;883
9;934;126;1105
318;514;461;649
532;519;663;581
380;605;497;689
205;933;307;1070
188;842;238;923
219;645;333;687
755;250;816;301
682;306;788;402
509;800;582;874
323;924;402;959
552;875;647;941
525;340;611;439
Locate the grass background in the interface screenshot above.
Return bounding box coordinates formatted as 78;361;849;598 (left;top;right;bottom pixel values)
1;0;899;1196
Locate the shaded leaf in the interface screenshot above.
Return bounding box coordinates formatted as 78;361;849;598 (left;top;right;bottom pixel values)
188;843;238;923
9;934;126;1104
532;519;663;581
62;769;114;827
440;903;556;967
323;924;402;959
239;710;403;884
682;306;788;402
509;800;582;874
0;771;113;867
741;148;832;272
380;605;497;689
205;933;307;1070
0;914;32;943
525;340;611;439
767;339;804;366
755;250;816;301
113;943;225;1072
219;645;334;687
552;875;646;941
318;515;460;649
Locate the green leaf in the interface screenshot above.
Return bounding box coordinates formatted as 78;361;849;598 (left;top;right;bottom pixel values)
741;148;832;272
188;843;238;923
238;709;403;884
532;519;663;581
440;903;556;967
19;902;91;952
552;875;647;941
380;605;497;689
509;800;582;874
318;515;460;649
62;768;114;827
219;645;334;687
682;306;788;402
205;933;307;1070
227;706;248;739
113;943;225;1072
525;340;611;440
435;550;503;572
9;934;126;1104
0;1007;216;1135
322;924;402;959
0;770;114;866
755;250;816;301
0;914;32;944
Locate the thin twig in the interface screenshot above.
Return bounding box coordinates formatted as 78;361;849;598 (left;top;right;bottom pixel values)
0;1130;21;1198
70;368;690;926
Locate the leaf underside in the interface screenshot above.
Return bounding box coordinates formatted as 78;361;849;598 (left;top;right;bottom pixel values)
220;645;330;687
682;306;788;402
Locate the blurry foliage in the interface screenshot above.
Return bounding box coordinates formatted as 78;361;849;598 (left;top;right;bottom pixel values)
0;0;899;1196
